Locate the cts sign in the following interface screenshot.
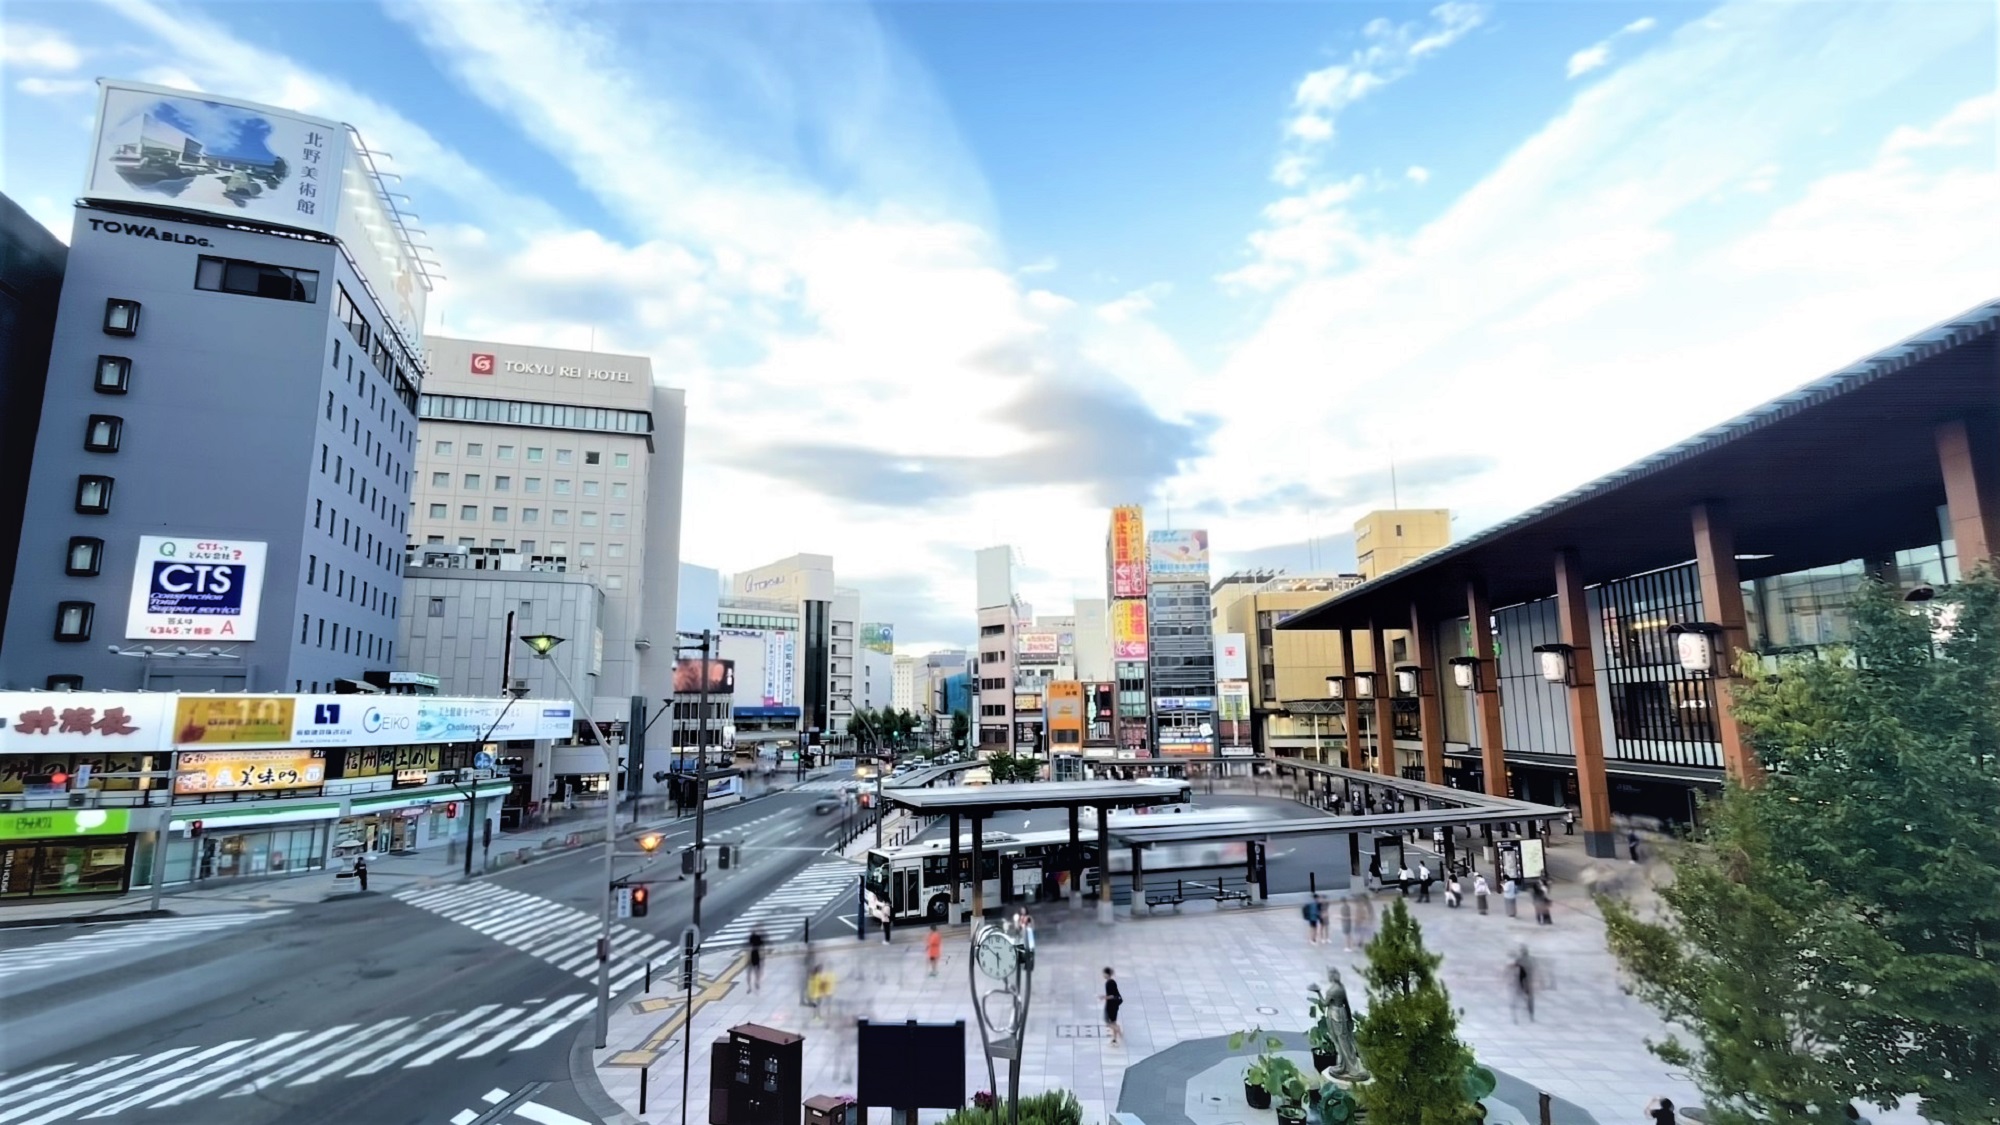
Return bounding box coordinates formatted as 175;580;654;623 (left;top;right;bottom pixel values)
125;536;266;640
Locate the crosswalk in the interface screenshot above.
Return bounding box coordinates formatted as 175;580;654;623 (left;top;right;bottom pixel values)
446;1087;592;1125
0;912;288;983
704;860;858;948
787;779;854;793
0;997;592;1123
394;882;672;995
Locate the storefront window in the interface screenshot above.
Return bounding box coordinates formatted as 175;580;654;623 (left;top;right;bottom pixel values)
0;838;133;898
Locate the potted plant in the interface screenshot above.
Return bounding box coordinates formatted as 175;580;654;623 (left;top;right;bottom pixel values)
1306;1016;1338;1074
1462;1064;1497;1123
1228;1029;1285;1110
1314;1080;1360;1125
1267;1057;1308;1125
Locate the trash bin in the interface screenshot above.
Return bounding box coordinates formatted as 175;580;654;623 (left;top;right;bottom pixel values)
804;1094;858;1125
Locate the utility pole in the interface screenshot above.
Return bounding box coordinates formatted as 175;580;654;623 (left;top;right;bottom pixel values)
694;630;711;930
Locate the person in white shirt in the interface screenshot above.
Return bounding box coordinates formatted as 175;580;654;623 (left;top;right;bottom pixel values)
1473;873;1491;914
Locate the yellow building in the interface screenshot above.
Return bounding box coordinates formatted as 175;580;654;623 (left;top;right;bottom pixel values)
1353;509;1451;580
1213;574;1372;760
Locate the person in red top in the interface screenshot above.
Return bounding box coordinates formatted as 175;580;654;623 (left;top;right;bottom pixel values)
926;925;943;977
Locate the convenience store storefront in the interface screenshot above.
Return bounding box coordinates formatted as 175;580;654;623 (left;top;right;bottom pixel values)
338;781;513;860
161;804;339;883
0;808;137;900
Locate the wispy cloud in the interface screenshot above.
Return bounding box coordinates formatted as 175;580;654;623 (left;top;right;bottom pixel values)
2;25;82;71
1281;3;1487;159
1568;14;1660;79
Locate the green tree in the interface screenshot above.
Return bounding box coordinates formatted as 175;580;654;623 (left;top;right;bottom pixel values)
1604;571;2000;1125
1354;898;1475;1125
951;710;970;749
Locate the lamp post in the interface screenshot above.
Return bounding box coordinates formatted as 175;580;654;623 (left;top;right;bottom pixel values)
674;630;717;930
518;632;620;1049
839;694;885;845
458;684;529;879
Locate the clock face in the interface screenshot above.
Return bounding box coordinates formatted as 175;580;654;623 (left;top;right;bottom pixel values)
974;930;1017;979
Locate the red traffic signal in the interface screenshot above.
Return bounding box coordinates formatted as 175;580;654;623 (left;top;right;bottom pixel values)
630;885;650;917
190;820;205;838
48;770;69;788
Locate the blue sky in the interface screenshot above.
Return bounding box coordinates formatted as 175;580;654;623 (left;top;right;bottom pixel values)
3;1;1996;647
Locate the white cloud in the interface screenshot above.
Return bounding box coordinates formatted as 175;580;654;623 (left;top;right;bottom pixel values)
1285;4;1487;150
1567;12;1662;80
16;77;94;97
1624;17;1658;34
1406;165;1431;185
1;25;82;71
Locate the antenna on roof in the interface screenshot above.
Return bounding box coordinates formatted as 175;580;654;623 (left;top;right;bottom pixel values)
1389;445;1401;510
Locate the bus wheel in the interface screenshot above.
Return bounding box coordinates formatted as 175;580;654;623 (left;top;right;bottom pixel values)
927;896;950;922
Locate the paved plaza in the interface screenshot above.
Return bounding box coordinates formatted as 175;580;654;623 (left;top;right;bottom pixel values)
591;836;1710;1125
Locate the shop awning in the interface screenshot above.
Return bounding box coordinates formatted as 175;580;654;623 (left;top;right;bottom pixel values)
347;781;513;814
167;803;341;831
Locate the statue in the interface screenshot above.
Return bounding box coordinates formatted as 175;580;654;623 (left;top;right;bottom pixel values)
1308;967;1369;1082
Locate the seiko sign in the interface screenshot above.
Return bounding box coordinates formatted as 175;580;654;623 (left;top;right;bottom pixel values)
500;359;632;384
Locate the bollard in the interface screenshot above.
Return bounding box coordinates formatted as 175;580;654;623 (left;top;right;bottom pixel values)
646;958;652;994
640;1066;649;1114
1309;871;1317;895
1539;1092;1552;1125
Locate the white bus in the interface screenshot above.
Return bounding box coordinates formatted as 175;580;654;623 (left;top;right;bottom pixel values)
863;807;1267;924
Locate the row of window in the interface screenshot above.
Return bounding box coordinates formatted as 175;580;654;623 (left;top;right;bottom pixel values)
419;394;653;436
425;472;630;498
424;503;628;529
335;284;422;414
430;440;632;468
52;302;145;641
305;554;397;620
298;612;393;663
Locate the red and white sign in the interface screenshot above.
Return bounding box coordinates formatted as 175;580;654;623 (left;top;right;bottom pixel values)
470;353;496;375
1214;633;1248;680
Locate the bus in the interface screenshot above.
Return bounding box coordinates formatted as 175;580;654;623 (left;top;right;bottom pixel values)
863;807;1267;924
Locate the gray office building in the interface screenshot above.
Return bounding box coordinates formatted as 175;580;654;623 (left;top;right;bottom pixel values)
1147;529;1218;754
0;84;432;694
0;194;69;654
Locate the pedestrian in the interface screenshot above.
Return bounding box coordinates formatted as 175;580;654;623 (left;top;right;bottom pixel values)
882;905;893;944
1339;896;1355;951
1302;896;1322;944
1312;894;1330;944
1509;945;1536;1023
1473;873;1491;915
1532;882;1553;925
1355;893;1375;944
1445;874;1462;909
1646;1097;1676;1125
353;855;369;893
926;924;942;977
1099;967;1124;1046
747;929;766;992
1503;876;1520;918
1019;913;1037;969
1367;854;1383;890
1628;830;1643;863
1416;860;1433;904
1397;864;1414;897
808;964;836;1021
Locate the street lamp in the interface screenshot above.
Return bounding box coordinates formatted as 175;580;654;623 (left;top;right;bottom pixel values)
1666;622;1726;675
517;632;620;1050
1532;643;1575;685
1448;656;1480;690
1393;666;1420;697
837;692;886;846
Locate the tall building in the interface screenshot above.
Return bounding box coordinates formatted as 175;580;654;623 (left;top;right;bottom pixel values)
1071;597;1112;683
3;82;431;694
1353;509;1451;580
0;194;68;654
1104;507;1149;755
859;647;893;714
1146;529;1216;755
973;545;1020;751
892;654;919;713
1212;572;1365;758
717;591;801;757
407;335;686;722
724;555;860;748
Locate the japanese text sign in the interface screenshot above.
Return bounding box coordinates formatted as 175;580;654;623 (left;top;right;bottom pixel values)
175;748;326;795
0;693;171;755
174;697;296;746
1110;506;1147;598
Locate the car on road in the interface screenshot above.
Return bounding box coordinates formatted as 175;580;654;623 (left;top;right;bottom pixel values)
814;796;840;814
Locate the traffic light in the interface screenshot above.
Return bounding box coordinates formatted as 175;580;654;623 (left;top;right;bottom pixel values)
717;844;732;870
681;847;697;876
630;885;650;917
189;820;205;839
47;770;69;789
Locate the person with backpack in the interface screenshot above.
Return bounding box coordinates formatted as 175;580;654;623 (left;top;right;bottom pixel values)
1302;896;1322;944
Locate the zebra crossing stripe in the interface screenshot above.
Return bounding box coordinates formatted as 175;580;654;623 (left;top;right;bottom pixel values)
15;1041;248;1125
706;862;856;945
153;1023;360;1107
78;1035;301;1120
395;883;669;980
0;913;287;981
219;1020;386;1098
0;1057;138;1116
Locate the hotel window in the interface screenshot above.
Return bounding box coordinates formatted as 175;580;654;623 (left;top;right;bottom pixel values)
554;479;572;495
524;477;542;493
585;451;600;465
611;482;628;499
614;452;630;468
55;601;94;641
580;511;598;527
466;443;484;457
492;506;508;523
522;508;539;524
550;541;568;556
497;445;515;460
605;574;623;590
556;449;573;464
493;476;511;492
609;513;626;530
429;597;446;617
527;447;545;462
426;535;443;545
579;542;596;557
429;503;447;518
335;286;371;348
84;414;123;453
95;355;132;394
431;472;450;487
194;255;320;302
519;540;536;554
435;440;453;455
464;474;481;490
75;475;113;514
607;543;626;558
553;510;570;526
460;505;478;520
458;537;473;547
66;537;104;577
583;481;600;497
103;298;140;336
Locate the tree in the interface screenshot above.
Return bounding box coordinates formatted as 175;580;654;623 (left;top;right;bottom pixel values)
1354;898;1475;1125
982;751;1040;784
951;710;970;749
1604;570;2000;1125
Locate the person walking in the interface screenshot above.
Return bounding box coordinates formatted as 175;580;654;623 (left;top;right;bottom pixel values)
1397;864;1414;898
1367;854;1383;891
748;929;767;992
1445;874;1462;909
808;963;836;1022
1416;860;1433;904
1509;945;1537;1022
1312;894;1331;944
1302;896;1322;944
1019;913;1037;969
926;924;943;977
1099;967;1124;1046
353;855;369;893
1532;882;1553;925
1339;896;1355;951
1355;893;1376;945
1473;873;1491;915
1646;1097;1677;1125
1628;830;1643;863
1503;876;1520;918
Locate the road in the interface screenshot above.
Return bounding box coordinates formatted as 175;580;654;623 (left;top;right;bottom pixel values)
0;777;861;1125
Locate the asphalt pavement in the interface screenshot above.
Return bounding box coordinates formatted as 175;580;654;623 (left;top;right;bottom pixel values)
0;777;860;1125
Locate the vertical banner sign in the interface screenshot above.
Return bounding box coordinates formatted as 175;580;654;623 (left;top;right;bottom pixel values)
1110;506;1147;598
1213;633;1249;681
126;536;267;640
1112;600;1149;660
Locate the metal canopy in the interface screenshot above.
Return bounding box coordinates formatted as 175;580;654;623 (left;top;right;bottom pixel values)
883;779;1192;814
1278;299;2000;631
1109;802;1565;847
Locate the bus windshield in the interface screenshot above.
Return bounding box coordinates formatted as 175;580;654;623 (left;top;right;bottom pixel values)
864;851;890;893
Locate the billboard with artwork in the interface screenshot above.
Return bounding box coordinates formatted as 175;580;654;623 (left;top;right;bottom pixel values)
1147;529;1210;580
1110;506;1146;598
861;622;895;655
1017;631;1060;663
673;659;737;695
1214;633;1249;681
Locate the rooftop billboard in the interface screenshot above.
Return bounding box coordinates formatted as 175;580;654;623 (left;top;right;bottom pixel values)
1110;506;1146;598
1147;529;1210;579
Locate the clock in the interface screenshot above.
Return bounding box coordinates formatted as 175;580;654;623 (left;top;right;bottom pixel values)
973;927;1019;980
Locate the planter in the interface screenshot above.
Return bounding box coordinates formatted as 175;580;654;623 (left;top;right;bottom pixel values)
1311;1050;1337;1074
1245;1084;1272;1110
1277;1106;1307;1125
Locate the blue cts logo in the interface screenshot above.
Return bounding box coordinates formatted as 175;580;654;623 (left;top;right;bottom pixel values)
313;704;341;724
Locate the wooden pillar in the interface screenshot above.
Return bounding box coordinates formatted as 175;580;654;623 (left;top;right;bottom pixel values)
1555;548;1616;859
1465;580;1509;800
1408;601;1448;785
1338;630;1363;771
1938;419;1998;565
1692;502;1763;784
1369;623;1398;778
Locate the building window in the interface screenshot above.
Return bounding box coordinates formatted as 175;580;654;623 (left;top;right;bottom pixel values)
54;601;94;641
65;537;104;576
46;674;84;691
492;506;509;523
84;415;123;453
335;286;371;348
582;481;599;497
460;505;478;520
553;510;569;526
429;503;447;518
493;475;511;492
194;256;320;302
435;440;453;456
431;472;449;487
607;542;625;558
527;447;544;462
554;479;572;495
94;355;132;394
497;445;515;460
466;443;484;457
429;597;446;617
580;511;598;527
521;508;539;524
103;299;140;336
556;449;573;464
584;451;600;465
611;482;628;499
74;475;113;514
579;542;596;557
614;452;630;468
524;477;542;493
605;574;623;590
464;474;481;490
609;513;626;530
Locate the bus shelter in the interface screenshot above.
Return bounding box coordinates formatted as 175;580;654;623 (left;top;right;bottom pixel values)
880;779;1196;924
